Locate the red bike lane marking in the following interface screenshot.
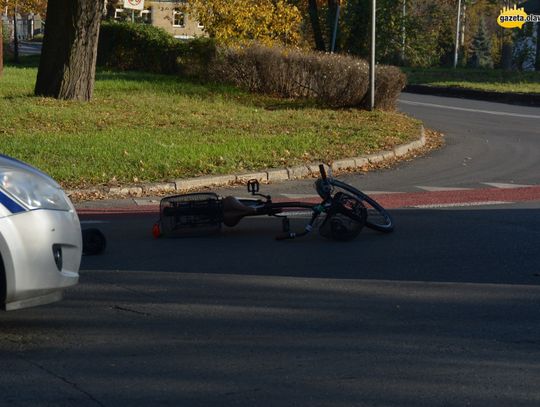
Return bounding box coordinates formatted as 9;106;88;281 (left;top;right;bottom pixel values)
77;186;540;218
272;186;540;209
376;186;540;209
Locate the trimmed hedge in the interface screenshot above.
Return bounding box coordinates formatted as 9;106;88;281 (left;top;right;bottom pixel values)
97;21;215;77
97;23;405;110
210;45;406;109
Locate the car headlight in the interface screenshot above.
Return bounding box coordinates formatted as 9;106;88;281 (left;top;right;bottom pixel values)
0;165;73;211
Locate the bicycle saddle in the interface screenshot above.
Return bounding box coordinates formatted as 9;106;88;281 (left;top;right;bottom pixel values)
222;196;257;227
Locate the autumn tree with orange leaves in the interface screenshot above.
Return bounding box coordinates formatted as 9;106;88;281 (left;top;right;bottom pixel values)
187;0;303;46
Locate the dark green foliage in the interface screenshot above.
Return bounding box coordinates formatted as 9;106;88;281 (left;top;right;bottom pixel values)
98;22;181;73
2;23;11;62
97;21;216;77
468;17;493;69
337;0;458;67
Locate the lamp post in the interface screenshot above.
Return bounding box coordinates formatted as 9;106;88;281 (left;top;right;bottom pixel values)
330;0;341;53
369;0;376;110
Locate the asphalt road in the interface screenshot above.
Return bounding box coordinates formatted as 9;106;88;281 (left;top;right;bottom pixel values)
1;94;540;406
207;92;540;199
17;41;42;56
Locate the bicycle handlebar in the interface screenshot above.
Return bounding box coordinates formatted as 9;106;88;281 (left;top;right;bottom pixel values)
319;164;327;181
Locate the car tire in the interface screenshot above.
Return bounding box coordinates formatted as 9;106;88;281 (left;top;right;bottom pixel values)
82;228;107;256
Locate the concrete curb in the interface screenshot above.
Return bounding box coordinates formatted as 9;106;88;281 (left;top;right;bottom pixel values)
67;126;426;200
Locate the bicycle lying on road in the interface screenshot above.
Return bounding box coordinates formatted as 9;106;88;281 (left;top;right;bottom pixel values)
153;164;394;241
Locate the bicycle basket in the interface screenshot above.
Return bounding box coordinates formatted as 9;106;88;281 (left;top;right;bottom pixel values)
158;193;223;237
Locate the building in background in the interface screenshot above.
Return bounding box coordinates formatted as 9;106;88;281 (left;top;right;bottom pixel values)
3;1;204;42
1;13;43;41
113;0;205;39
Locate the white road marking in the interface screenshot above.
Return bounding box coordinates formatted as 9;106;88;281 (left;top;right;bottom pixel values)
400;100;540;120
281;191;402;199
362;191;404;195
413;201;511;209
483;182;533;189
281;194;320;199
280;211;313;217
134;199;160;206
416;186;472;192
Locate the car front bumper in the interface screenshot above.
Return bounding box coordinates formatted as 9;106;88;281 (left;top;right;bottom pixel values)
0;209;82;311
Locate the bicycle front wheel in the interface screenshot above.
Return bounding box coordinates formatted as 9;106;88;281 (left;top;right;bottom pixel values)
328;179;394;233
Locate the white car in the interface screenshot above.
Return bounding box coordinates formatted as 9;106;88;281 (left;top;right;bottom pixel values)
0;154;81;311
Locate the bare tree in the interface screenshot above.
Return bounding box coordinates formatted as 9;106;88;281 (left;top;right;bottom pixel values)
308;0;326;51
12;5;19;63
34;0;105;100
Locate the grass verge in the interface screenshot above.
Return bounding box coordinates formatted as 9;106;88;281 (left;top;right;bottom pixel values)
1;59;420;189
404;67;540;94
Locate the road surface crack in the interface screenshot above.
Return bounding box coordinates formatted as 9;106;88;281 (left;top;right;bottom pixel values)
17;355;106;407
113;305;151;316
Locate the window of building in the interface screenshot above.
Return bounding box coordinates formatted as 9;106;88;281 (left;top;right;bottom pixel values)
114;8;125;20
173;9;185;28
140;9;151;24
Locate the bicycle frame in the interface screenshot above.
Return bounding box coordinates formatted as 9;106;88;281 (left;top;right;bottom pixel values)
154;164;394;240
235;196;330;240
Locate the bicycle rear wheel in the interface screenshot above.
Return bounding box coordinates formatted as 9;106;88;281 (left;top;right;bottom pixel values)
328;179;394;233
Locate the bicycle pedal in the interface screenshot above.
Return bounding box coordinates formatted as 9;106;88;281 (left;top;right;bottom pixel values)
247;179;260;195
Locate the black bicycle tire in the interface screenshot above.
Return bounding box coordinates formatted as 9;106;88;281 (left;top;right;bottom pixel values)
328;179;394;233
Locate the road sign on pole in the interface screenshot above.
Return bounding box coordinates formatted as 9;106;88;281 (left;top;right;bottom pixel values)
123;0;144;11
453;0;462;68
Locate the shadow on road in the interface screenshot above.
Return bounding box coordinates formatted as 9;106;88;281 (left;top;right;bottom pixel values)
4;247;540;406
1;208;539;406
81;207;540;285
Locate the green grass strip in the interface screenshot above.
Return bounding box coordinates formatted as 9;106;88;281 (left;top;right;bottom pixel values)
403;67;540;94
1;62;419;188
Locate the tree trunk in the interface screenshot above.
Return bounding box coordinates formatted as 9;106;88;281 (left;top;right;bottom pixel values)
0;23;3;76
35;0;105;101
13;11;19;63
105;0;119;20
308;0;326;51
501;41;513;71
327;0;338;51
